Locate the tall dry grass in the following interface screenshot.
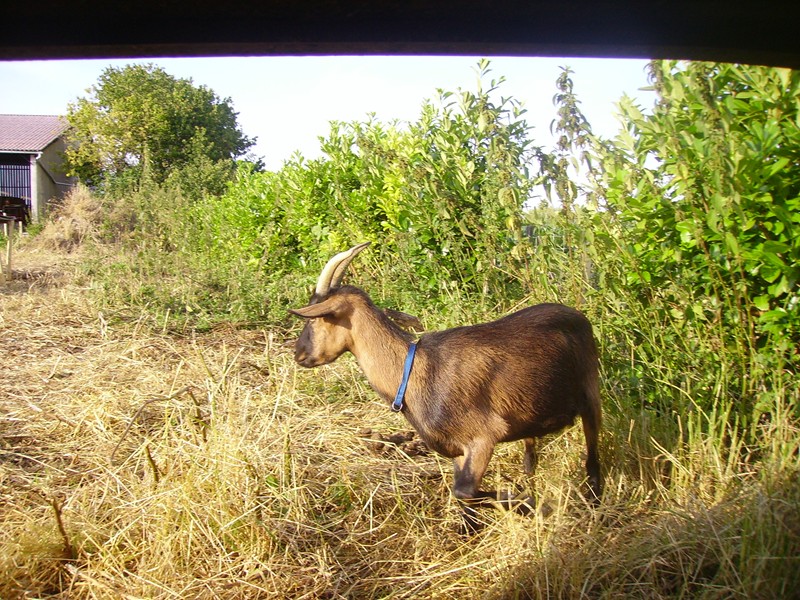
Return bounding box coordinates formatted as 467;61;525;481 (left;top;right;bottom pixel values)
2;244;799;598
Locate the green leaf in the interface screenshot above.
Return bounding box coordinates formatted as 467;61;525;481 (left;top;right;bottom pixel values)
753;295;771;311
761;265;782;283
724;232;740;255
762;240;790;255
768;276;791;297
766;156;791;178
676;220;696;245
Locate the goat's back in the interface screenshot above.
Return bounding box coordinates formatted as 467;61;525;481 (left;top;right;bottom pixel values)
423;303;596;367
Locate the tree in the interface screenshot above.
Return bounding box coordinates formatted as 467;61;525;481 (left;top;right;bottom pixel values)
65;63;255;189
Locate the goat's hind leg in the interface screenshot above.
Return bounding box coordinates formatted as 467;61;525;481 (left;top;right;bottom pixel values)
503;437;538;515
581;410;603;503
523;437;538;475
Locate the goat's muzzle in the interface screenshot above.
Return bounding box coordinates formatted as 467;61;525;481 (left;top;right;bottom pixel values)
294;353;314;368
293;345;314;367
293;342;333;368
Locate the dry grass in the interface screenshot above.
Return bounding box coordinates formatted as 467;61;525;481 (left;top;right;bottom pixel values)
26;186;109;253
1;245;799;599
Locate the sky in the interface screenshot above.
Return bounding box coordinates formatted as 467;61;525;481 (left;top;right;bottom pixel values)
0;56;656;171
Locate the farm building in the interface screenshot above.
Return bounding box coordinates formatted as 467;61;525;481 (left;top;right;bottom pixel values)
0;114;75;223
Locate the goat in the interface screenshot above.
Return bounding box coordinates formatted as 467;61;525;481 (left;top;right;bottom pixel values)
289;242;602;530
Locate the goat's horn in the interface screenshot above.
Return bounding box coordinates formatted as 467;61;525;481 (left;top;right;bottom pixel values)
314;242;370;296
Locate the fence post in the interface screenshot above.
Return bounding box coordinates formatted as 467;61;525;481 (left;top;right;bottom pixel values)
1;216;13;282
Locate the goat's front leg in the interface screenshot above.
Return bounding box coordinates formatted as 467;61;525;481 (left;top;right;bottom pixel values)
452;441;495;533
453;441;538;533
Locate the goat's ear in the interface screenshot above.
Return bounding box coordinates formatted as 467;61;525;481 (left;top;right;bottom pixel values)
289;304;331;319
289;296;343;319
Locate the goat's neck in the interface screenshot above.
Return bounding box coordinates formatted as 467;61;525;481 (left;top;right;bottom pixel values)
349;307;413;403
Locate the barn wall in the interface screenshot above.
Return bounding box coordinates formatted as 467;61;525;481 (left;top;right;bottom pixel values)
32;138;74;221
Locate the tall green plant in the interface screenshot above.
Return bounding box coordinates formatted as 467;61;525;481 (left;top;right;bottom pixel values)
199;60;536;318
599;62;799;349
587;61;800;423
389;59;534;301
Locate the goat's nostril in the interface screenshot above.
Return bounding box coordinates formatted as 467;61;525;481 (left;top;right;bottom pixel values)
294;347;311;365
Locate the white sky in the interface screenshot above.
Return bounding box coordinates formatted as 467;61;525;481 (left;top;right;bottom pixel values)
0;56;655;171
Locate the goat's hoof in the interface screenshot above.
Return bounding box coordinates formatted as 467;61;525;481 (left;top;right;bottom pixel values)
586;486;603;507
457;506;486;535
514;495;537;516
494;491;537;516
458;518;485;536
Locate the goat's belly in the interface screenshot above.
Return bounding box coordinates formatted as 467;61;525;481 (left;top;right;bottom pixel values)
503;413;577;441
418;432;463;458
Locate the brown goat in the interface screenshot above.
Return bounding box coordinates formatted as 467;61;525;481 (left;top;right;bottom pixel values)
290;243;602;530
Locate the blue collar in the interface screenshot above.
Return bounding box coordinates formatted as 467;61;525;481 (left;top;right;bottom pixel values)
392;342;417;412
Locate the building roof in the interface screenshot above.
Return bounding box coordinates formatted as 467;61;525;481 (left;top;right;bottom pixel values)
0;114;69;153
